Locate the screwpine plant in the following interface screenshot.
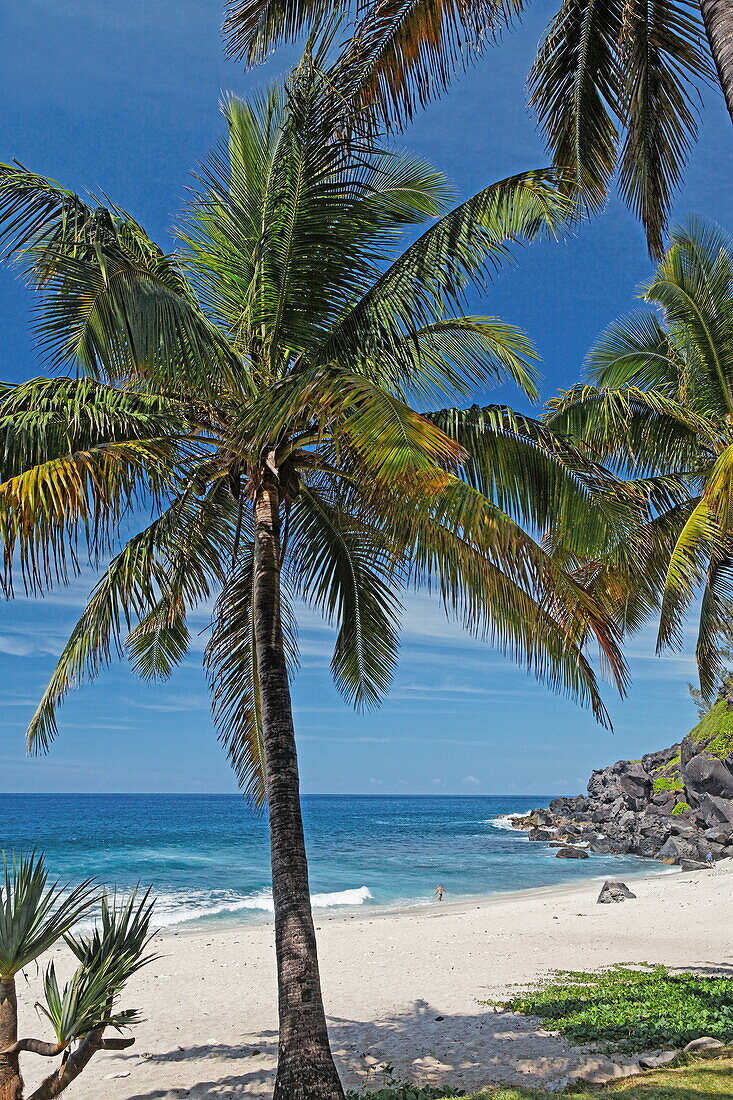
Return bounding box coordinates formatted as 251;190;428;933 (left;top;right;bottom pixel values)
0;42;631;1100
0;852;155;1100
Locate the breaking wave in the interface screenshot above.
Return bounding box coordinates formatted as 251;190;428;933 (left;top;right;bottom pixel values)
152;885;373;926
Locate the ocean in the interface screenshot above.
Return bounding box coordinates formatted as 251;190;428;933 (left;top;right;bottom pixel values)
1;794;661;928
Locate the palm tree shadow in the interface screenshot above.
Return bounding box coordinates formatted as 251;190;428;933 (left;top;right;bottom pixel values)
122;998;644;1098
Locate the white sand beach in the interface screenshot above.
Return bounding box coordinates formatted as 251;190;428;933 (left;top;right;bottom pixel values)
17;860;733;1099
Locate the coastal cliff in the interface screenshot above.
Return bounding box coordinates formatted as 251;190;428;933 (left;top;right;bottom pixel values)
514;697;733;864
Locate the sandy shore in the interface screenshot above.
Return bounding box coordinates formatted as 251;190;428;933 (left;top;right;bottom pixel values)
17;861;733;1098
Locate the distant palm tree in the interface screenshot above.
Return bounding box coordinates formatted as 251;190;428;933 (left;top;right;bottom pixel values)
0;48;627;1100
545;217;733;704
223;0;723;258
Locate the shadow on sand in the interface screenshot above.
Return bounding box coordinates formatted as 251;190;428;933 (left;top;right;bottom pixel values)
122;996;646;1099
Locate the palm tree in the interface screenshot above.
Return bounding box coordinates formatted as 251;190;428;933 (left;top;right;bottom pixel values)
701;0;733;123
0;852;155;1100
0;48;628;1099
544;216;733;705
223;0;723;258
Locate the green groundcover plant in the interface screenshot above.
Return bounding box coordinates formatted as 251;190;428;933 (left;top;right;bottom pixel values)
499;966;733;1053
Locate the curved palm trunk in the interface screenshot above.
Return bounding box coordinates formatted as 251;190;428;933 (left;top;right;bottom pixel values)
252;480;345;1100
701;0;733;123
0;979;23;1100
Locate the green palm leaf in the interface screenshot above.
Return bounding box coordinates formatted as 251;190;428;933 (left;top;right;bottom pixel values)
205;553;299;805
287;486;402;707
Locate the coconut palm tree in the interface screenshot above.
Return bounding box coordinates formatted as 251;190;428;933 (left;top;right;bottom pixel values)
0;851;155;1100
701;0;733;122
544;216;733;704
223;0;723;258
0;47;629;1099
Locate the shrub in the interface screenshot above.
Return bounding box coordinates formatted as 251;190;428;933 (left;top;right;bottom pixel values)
672;801;691;815
499;965;733;1053
652;775;684;792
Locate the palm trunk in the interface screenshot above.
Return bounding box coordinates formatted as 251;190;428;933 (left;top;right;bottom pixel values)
701;0;733;123
0;979;23;1100
252;480;345;1100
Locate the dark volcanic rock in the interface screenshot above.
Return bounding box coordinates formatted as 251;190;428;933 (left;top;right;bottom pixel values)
556;846;589;859
684;754;733;800
696;793;733;828
510;708;733;862
549;795;588;815
591;834;632;855
597;880;636;903
680;859;709;872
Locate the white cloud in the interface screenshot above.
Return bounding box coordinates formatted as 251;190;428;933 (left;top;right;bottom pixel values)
462;775;480;785
0;632;63;658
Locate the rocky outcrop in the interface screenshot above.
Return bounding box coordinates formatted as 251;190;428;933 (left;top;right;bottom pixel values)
511;698;733;864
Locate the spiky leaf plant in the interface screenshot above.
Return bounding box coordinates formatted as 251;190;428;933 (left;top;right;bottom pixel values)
0;854;155;1100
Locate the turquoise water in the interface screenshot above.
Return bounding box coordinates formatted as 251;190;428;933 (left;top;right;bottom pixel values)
1;794;660;927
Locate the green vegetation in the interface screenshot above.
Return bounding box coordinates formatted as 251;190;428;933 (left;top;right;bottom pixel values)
224;0;730;259
672;802;690;815
689;700;733;760
656;753;682;775
0;851;156;1100
499;966;733;1054
545;221;733;705
652;777;684;793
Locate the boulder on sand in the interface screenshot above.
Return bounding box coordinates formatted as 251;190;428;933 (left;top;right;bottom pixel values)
597;880;636;904
680;858;709;872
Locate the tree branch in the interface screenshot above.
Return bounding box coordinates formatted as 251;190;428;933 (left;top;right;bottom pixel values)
26;1030;135;1100
1;1039;65;1057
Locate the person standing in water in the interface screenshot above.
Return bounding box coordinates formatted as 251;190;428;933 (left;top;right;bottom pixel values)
435;884;445;902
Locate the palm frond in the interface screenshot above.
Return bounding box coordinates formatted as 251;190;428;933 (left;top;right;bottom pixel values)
205;553;299;806
529;0;712;257
319;169;577;383
26;487;231;754
617;0;712;258
544;383;709;475
286;486;402;707
585;310;682;391
645;216;733;415
0;165;243;393
0;438;182;595
428;403;634;556
529;0;623;214
344;0;526;126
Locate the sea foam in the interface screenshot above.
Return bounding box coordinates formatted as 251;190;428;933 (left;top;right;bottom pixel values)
484;814;524;832
152;885;373;926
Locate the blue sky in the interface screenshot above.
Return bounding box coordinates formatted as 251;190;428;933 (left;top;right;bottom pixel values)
1;1;731;795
